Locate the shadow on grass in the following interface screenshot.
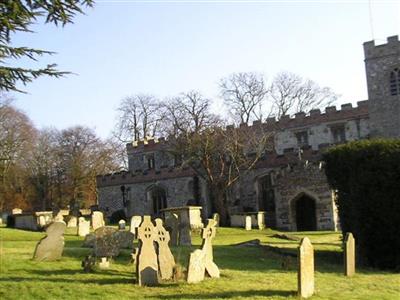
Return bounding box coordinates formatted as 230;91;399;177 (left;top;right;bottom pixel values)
148;289;296;299
0;276;134;285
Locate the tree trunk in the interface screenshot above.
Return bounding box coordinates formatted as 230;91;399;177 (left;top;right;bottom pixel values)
210;184;229;226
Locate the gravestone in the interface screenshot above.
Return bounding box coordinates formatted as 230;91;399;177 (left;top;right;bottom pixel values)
187;219;219;283
164;213;179;246
93;226;120;257
154;218;175;280
92;211;105;230
54;211;64;222
78;217;90;237
38;215;46;227
298;237;314;298
118;219;126;230
212;213;220;227
99;257;110;269
136;216;159;286
257;212;265;230
187;249;206;283
114;231;134;249
245;216;252;230
33;221;66;261
67;216;77;228
12;208;22;215
344;232;355;276
130;215;142;237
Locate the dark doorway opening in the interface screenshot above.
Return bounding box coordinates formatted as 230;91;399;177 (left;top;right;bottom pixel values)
295;195;317;231
150;187;167;216
258;174;276;228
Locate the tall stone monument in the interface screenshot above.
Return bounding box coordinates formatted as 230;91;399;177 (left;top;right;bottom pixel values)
344;232;355;276
298;237;314;298
136;216;159;286
33;221;66;261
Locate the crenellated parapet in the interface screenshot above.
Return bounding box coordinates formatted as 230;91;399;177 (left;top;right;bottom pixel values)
96;166;195;187
126;137;167;154
363;35;399;60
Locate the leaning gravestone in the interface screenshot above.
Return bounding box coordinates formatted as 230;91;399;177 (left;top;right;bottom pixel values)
118;219;126;230
33;221;66;261
344;232;355;276
245;216;252;230
78;217;90;237
130;215;142;237
154;218;175;280
93;226;120;257
187;219;219;283
92;211;105;230
298;237;314;299
137;216;159;286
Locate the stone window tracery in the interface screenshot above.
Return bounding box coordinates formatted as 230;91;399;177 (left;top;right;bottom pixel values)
390;68;400;96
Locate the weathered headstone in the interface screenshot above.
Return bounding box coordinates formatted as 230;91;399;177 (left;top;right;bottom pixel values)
187;219;219;283
164;213;179;246
92;211;105;230
130;215;142;237
93;226;120;257
67;216;77;227
344;232;355;276
154;218;175;280
298;237;314;298
78;217;90;237
118;219;126;230
54;211;64;222
187;249;206;283
257;211;265;230
12;208;22;215
245;215;252;230
114;231;134;249
33;221;66;261
136;216;158;286
38;215;46;227
212;213;220;227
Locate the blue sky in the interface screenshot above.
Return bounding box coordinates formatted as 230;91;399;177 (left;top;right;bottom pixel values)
10;0;400;138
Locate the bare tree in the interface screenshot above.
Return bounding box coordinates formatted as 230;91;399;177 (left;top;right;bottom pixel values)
165;92;273;225
270;71;338;118
219;72;269;124
115;94;163;142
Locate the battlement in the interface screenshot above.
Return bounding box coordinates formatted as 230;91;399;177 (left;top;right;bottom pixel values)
126;136;167;153
96;166;195;187
227;100;369;131
364;35;399;60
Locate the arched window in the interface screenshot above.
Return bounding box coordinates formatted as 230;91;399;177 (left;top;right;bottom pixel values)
390;68;400;96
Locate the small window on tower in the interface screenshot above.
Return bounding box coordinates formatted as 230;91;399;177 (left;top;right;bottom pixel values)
389;68;400;96
147;153;155;170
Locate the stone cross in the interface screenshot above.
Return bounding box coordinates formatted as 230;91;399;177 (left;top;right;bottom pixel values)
298;237;314;298
118;219;126;230
257;212;265;230
78;217;90;237
154;218;175;280
344;232;355;276
187;219;219;283
92;211;105;230
136;216;159;286
33;221;66;261
245;216;252;230
212;213;220;227
130;215;142;237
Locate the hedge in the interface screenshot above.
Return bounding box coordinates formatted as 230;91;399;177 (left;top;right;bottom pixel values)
323;139;400;270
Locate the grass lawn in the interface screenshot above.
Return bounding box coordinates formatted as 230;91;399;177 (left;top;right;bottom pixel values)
0;226;399;300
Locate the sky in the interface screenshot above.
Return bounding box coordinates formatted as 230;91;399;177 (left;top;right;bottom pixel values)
9;0;400;139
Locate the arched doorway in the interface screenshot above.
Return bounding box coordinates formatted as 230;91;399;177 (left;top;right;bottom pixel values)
148;186;167;216
295;194;317;231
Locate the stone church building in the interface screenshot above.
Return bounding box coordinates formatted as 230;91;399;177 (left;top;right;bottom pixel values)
97;36;400;231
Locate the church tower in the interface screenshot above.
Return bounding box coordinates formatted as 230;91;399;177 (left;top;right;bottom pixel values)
364;35;400;138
